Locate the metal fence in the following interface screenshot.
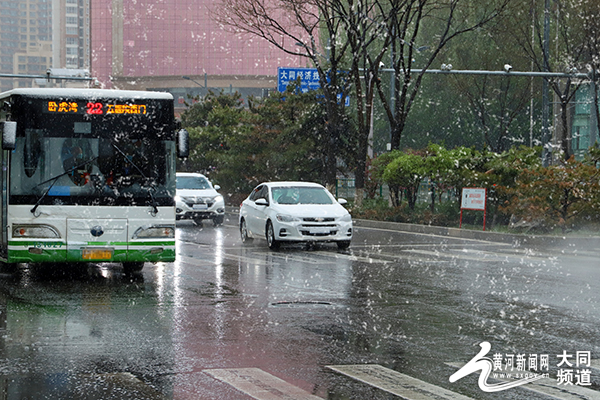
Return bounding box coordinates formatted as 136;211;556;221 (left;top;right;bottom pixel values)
336;178;456;204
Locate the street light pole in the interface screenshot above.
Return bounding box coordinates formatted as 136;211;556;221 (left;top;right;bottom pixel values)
182;73;207;88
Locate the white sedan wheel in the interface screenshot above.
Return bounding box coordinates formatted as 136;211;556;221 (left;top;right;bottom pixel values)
266;221;280;250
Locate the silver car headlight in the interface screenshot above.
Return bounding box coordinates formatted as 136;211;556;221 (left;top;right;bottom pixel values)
212;195;224;204
276;214;300;222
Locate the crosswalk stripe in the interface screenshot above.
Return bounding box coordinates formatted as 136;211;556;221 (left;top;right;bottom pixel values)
446;362;600;400
326;364;474;400
204;368;322;400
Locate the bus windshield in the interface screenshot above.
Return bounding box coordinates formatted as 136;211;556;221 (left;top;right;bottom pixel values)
9;94;176;207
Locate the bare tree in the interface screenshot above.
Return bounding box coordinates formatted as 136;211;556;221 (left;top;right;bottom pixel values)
322;0;511;203
339;0;510;203
510;0;590;161
216;0;352;189
452;75;533;152
335;0;392;205
376;0;512;151
447;23;536;153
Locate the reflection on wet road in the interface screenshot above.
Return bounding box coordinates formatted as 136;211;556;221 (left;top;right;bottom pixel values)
0;217;599;399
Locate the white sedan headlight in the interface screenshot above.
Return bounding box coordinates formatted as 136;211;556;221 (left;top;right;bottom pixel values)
276;214;300;222
340;213;352;222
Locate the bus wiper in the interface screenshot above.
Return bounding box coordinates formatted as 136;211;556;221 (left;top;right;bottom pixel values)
112;143;159;215
30;157;99;215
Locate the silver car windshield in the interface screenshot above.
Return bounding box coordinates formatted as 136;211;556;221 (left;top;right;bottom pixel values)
272;187;334;205
177;176;211;190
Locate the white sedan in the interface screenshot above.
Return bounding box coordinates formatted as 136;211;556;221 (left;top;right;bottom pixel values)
239;182;352;250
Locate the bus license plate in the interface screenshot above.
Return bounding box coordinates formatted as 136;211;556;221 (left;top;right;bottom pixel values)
82;248;113;260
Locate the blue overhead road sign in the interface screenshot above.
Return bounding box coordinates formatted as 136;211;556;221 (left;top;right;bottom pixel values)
277;67;320;93
277;67;350;106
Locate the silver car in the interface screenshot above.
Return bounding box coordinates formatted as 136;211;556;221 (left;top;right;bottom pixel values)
175;173;225;226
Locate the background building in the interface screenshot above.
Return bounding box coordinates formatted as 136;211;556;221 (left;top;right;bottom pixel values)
90;0;304;113
0;0;90;92
570;85;600;159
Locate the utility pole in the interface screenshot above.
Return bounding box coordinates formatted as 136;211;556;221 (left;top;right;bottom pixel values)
541;0;551;166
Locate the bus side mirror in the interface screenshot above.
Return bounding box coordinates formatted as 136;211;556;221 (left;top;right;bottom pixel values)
1;121;16;150
177;128;189;158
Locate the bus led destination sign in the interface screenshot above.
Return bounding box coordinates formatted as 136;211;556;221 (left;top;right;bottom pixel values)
46;101;147;115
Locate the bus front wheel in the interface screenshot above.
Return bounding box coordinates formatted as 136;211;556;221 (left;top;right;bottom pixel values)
123;262;144;273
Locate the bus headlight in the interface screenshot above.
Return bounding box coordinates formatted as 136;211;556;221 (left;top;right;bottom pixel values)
12;224;61;238
133;226;175;239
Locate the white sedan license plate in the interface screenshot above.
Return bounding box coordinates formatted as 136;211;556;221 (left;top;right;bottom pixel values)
309;227;331;234
192;204;208;210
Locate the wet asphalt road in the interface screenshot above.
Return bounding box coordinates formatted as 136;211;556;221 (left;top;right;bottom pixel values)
0;216;599;399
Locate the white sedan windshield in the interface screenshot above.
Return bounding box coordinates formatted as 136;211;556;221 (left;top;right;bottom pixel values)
272;187;334;205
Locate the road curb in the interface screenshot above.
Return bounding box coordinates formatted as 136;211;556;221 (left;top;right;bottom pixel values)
353;218;600;248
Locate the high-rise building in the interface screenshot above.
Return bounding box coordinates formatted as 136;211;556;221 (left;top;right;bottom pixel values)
90;0;304;108
0;0;90;92
55;0;90;71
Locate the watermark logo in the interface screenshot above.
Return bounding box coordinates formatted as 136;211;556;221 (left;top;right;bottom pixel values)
450;342;592;392
450;342;543;392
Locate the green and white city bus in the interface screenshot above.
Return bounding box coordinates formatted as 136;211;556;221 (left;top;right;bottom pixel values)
0;88;188;273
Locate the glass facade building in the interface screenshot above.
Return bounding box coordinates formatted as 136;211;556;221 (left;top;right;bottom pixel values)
0;0;89;92
570;84;599;159
90;0;303;94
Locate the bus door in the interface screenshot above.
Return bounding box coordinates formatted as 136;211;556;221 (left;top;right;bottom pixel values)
0;148;7;257
0;121;15;259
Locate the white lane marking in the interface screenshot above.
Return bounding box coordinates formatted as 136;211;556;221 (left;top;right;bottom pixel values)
401;249;499;263
447;362;600;400
204;368;323;400
312;251;391;265
326;364;474;400
402;248;557;264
